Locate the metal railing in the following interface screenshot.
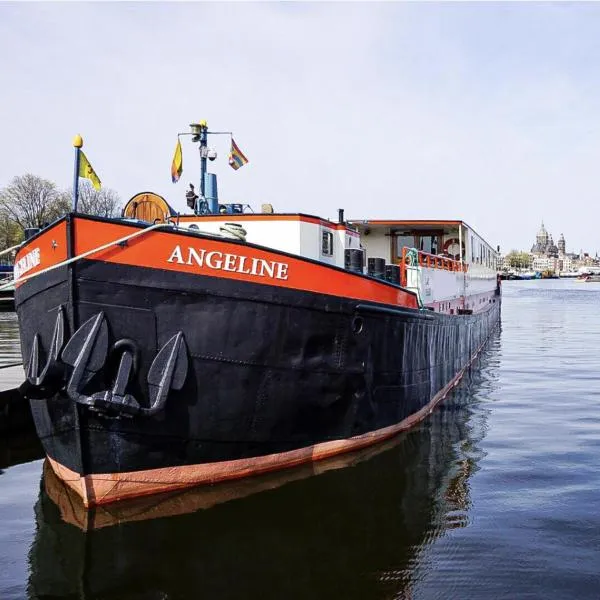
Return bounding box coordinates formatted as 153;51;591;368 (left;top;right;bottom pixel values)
400;247;467;288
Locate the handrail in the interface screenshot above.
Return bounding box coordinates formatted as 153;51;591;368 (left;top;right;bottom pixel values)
416;248;467;272
400;246;467;289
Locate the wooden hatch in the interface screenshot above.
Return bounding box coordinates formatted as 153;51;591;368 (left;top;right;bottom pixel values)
123;192;176;223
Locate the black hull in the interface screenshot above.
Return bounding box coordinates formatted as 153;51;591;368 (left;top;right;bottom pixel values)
16;222;500;504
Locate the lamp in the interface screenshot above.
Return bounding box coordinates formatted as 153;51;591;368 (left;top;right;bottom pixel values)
189;120;207;142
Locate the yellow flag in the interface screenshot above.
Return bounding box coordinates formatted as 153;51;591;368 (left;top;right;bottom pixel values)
171;138;183;183
79;150;101;190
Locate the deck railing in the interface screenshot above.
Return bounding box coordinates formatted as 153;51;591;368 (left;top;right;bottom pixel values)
400;247;467;288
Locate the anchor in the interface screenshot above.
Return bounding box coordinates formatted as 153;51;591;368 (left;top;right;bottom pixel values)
20;305;67;399
62;312;109;403
62;312;188;418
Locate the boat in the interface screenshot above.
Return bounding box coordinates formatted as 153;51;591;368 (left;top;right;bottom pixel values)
575;266;600;282
0;265;15;310
13;121;501;507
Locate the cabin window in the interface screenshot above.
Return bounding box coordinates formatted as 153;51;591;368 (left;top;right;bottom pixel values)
322;230;334;256
419;235;440;255
395;234;416;253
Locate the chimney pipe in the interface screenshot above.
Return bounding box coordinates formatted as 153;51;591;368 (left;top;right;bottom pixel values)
338;208;345;224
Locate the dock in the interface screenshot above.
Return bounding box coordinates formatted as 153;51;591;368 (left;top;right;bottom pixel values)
0;364;34;436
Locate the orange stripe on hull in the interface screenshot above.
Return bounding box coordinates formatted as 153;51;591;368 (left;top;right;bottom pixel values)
15;217;417;308
47;335;492;508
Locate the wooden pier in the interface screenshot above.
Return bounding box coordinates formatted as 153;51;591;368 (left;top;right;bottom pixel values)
0;364;33;435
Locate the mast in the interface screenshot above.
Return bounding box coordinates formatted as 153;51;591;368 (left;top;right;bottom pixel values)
186;120;231;215
198;122;208;212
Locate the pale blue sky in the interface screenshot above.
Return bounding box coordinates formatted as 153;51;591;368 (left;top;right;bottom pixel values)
1;2;600;253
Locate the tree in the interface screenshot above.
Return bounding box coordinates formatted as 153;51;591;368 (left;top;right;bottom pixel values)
71;183;122;218
505;250;532;269
0;174;69;231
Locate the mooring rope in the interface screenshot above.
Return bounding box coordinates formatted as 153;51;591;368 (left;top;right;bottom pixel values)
0;222;172;292
0;242;24;258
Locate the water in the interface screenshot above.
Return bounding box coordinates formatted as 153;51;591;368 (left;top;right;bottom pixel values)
1;279;599;599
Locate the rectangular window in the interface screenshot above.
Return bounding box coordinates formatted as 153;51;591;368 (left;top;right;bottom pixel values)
395;234;416;253
322;230;334;256
419;235;440;255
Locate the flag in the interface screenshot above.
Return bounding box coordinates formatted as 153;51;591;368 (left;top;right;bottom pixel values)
171;138;183;183
229;138;248;170
79;150;101;190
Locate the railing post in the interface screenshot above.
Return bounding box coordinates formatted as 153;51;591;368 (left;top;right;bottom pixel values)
401;246;407;288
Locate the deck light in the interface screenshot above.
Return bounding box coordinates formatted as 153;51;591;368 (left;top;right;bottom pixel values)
189;120;207;142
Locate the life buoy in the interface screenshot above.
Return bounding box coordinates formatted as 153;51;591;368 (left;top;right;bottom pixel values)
443;238;463;261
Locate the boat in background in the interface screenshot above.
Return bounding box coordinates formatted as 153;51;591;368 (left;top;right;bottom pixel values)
14;121;501;507
0;265;14;310
575;266;600;282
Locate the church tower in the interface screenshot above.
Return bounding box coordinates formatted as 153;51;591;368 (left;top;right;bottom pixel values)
558;233;566;255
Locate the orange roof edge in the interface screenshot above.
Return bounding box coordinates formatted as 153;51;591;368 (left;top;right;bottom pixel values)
347;219;464;227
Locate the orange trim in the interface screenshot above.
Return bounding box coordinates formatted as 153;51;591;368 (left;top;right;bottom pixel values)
349;219;462;227
44;432;406;530
46;330;495;507
13;222;68;287
68;218;418;309
176;213;352;231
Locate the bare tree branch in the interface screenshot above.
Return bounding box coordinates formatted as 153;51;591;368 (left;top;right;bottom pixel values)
0;174;67;230
71;182;123;218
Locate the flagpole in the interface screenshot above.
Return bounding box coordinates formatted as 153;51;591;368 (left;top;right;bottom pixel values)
199;121;208;214
72;134;83;211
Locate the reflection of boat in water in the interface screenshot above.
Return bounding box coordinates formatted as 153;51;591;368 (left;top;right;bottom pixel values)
28;332;498;599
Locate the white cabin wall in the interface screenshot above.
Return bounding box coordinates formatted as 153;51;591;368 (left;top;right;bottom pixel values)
420;268;464;303
299;222;337;266
178;220;302;256
178;218;361;268
463;225;498;295
361;230;392;263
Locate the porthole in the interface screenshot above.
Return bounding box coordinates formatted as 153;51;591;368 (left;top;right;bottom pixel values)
352;316;364;334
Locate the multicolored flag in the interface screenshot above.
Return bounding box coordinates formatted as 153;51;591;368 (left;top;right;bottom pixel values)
228;138;248;170
171;138;183;183
78;150;101;190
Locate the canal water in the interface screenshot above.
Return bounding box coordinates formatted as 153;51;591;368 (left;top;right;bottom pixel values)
0;279;599;599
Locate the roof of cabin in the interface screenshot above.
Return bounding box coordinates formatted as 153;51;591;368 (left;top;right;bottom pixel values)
346;219;463;229
348;219;497;250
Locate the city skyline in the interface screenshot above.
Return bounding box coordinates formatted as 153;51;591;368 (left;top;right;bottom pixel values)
506;220;597;257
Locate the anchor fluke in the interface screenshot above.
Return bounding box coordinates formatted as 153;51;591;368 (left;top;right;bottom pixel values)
144;332;188;416
62;312;109;396
25;305;66;388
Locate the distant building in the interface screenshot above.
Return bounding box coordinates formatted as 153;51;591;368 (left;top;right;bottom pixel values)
529;222;573;273
502;222;599;274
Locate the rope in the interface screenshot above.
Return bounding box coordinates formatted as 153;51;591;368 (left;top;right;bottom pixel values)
404;247;425;308
0;242;23;258
0;222;171;292
219;222;247;241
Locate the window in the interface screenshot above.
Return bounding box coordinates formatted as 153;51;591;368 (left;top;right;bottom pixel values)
322;230;334;256
395;234;416;254
419;235;440;254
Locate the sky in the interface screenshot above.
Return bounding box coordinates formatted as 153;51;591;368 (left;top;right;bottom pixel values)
1;1;600;253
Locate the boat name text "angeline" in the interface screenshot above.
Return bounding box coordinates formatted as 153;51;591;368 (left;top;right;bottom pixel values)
167;245;289;280
14;247;41;280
